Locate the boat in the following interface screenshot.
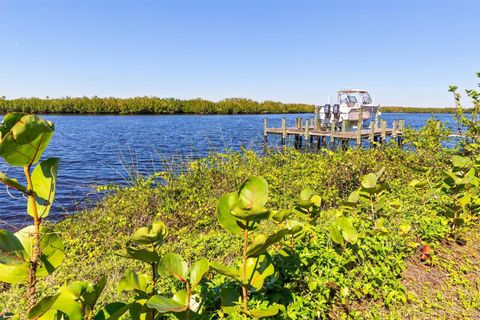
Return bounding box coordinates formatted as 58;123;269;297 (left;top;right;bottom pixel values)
319;89;380;126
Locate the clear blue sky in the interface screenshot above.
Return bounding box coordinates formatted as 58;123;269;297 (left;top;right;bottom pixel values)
1;0;479;107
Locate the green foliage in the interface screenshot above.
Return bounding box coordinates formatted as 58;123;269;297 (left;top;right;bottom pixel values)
450;72;480;155
0;227;64;284
212;176;301;318
28;277;128;320
0;97;313;115
0;113;61;314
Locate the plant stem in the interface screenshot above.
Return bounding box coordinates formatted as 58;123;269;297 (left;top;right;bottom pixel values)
242;227;249;314
186;281;191;320
151;261;157;320
25;165;41;311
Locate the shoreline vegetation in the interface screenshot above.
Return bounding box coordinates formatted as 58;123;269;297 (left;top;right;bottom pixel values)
0;96;462;115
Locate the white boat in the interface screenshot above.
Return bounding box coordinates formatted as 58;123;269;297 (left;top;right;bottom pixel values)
319;89;380;126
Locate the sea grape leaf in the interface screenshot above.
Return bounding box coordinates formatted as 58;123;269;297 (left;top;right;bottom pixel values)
28;294;60;319
130;221;167;246
158;253;188;282
0;114;54;167
361;173;378;190
189;258;209;289
93;302;129;320
299;187;314;201
117;270;151;294
217;192;243;234
337;217;358;244
310;195;322;207
237;176;269;210
246;229;293;257
146;295;186;313
210;262;241;282
29;282;90;320
244;254;274;291
29;158;60;219
330;225;344;245
83;276;107;310
269;209;293;223
452;155;473;169
219;287;241;314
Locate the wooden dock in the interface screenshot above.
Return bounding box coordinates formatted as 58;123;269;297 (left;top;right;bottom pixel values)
263;116;405;149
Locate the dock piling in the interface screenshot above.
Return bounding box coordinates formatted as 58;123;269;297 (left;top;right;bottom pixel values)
281;117;287;146
381;120;387;143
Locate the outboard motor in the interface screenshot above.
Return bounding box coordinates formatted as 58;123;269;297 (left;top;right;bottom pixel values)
332;104;340;121
323;104;331;124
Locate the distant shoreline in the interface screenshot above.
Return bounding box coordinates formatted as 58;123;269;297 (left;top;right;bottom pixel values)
0;97;464;114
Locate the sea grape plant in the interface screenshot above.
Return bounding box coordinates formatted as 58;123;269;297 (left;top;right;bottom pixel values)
294;187;322;222
343;168;387;220
212;176;301;318
147;254;209;320
27;277;128;320
449;72;480;156
432;155;479;237
0;113;63;309
329;216;359;252
116;221;168;319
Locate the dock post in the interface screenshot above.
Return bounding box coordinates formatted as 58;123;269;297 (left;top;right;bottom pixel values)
356;121;362;147
356;108;364;148
305;120;310;150
381;120;387;143
330;120;336;149
263;117;268;150
392;120;397;138
398;119;405;146
314;107;319;130
375;109;380;130
369;122;375;147
399;120;405;133
281;117;287;147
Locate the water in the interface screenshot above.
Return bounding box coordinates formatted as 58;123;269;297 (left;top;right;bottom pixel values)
0;112;457;228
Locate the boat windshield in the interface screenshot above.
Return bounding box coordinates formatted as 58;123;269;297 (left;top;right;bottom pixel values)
361;93;373;104
342;95;358;104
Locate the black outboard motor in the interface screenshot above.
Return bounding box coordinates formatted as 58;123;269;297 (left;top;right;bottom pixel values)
323;104;331;123
332;104;340;120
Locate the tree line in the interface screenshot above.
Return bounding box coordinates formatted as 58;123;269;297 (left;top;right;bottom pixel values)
0;96;314;114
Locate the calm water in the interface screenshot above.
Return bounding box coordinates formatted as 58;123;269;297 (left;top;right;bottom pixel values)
0;113;457;228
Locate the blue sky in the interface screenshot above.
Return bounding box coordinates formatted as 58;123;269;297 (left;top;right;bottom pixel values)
0;0;479;107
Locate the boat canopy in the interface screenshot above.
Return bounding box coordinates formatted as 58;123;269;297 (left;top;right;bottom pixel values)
337;89;369;94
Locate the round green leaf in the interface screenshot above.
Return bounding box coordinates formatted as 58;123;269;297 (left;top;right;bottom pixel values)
158;253;188;282
299;187;314;201
237;176;269;210
330;225;344;246
130;221;168;246
0;114;54;166
217;192;243;234
189;258;209;289
117;270;151;293
361;173;378;190
29;158;60;219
